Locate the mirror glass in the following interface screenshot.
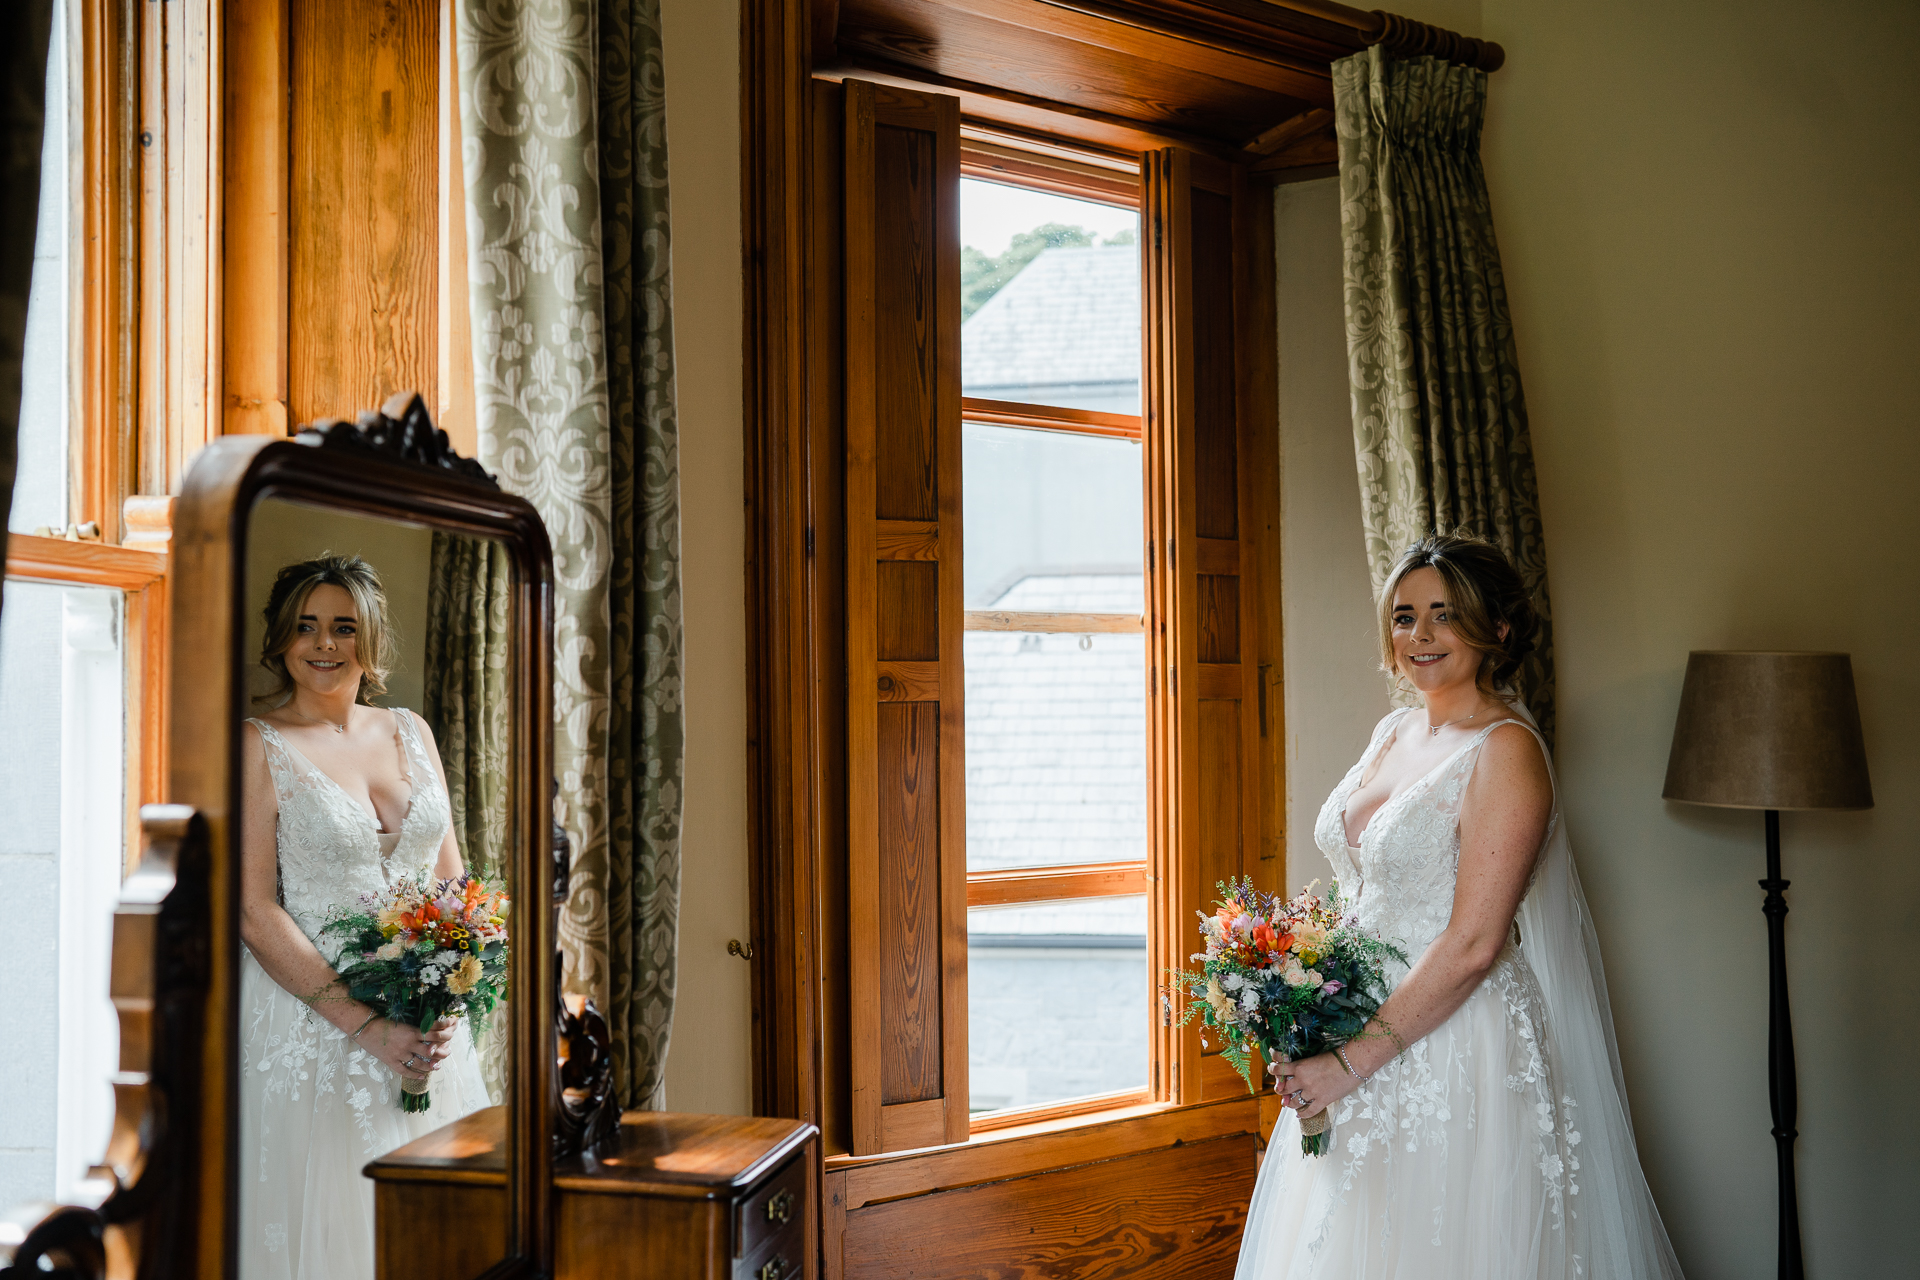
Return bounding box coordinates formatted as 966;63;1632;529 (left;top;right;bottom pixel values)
238;496;515;1278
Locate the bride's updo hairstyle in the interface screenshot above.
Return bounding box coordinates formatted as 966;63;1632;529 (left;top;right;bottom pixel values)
1377;531;1537;703
257;553;393;705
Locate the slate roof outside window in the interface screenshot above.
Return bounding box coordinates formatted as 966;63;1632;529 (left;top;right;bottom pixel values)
965;572;1146;875
961;244;1140;414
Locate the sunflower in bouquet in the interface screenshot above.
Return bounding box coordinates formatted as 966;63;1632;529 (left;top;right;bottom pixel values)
321;874;511;1112
1171;877;1405;1155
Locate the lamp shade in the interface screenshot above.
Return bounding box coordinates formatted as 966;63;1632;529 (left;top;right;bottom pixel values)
1663;651;1873;811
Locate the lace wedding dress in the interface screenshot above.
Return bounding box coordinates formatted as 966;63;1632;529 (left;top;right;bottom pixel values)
1235;707;1685;1279
238;711;492;1280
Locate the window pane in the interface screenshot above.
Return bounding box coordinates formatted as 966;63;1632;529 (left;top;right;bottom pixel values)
0;580;124;1208
961;422;1142;610
11;0;74;536
968;896;1148;1114
960;177;1139;416
965;628;1145;872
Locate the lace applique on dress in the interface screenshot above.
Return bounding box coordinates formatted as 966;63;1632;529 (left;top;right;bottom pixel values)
1240;713;1587;1279
238;710;484;1280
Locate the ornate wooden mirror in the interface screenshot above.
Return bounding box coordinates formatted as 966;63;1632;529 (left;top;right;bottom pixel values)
1;395;558;1279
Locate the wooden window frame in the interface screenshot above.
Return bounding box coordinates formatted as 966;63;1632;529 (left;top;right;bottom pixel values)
759;55;1282;1179
3;536;169;874
8;0;175;871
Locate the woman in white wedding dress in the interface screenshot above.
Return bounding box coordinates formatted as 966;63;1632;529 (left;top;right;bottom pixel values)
237;555;491;1280
1236;534;1684;1280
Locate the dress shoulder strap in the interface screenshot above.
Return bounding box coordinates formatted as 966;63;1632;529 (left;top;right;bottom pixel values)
1464;715;1559;806
390;708;436;787
243;717;300;802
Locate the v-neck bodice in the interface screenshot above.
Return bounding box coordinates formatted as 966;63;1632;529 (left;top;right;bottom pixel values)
248;710;451;950
1315;707;1557;960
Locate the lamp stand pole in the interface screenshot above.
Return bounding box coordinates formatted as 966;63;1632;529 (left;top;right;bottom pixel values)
1761;808;1804;1280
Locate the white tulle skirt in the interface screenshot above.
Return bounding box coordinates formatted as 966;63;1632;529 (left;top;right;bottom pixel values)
1236;945;1588;1280
237;948;493;1280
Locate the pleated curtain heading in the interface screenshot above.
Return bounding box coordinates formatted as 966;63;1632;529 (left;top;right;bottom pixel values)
1332;47;1557;742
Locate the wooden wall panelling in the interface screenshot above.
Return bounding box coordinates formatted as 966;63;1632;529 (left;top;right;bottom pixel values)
288;0;437;425
841;1130;1257;1279
221;0;289;438
842;77;967;1156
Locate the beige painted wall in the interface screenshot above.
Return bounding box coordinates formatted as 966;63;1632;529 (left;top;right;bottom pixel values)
657;0;753;1117
1274;177;1391;882
1278;1;1919;1274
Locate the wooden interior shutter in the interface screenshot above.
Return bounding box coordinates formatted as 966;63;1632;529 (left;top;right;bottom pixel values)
1144;148;1281;1105
842;78;968;1155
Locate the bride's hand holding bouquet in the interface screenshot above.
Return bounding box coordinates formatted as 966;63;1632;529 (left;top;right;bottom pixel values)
320;873;511;1112
1171;877;1405;1155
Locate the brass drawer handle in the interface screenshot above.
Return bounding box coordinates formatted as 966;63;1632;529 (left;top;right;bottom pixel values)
757;1257;788;1280
764;1189;794;1226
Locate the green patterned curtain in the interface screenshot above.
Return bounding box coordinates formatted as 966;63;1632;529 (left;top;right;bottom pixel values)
423;530;513;876
457;0;684;1110
1332;47;1557;742
597;0;685;1112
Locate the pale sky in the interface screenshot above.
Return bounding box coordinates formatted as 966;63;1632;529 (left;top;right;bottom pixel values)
961;177;1138;258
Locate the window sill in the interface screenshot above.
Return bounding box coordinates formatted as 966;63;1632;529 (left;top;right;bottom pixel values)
823;1091;1260;1209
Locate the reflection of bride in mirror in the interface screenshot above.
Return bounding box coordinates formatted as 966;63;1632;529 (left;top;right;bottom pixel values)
239;555;490;1279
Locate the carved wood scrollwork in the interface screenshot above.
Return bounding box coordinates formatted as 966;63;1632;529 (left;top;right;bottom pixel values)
0;807;209;1280
291;389;499;488
547;788;619;1159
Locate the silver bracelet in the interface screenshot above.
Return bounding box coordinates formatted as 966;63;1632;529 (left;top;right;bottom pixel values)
1334;1044;1370;1082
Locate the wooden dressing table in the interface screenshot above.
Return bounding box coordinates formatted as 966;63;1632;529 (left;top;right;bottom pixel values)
369;1110;818;1280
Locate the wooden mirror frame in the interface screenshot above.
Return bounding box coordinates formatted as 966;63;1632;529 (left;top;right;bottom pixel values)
0;403;558;1279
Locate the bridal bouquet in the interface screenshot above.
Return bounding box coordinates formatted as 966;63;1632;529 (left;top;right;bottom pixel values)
1171;877;1404;1155
321;874;511;1113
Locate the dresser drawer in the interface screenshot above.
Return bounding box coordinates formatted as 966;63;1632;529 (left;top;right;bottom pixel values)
737;1219;804;1280
735;1151;807;1262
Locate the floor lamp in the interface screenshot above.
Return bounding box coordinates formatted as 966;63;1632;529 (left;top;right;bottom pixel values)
1662;651;1874;1280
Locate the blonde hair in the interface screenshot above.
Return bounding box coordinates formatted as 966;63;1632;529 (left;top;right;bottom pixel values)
257;554;392;705
1377;532;1537;702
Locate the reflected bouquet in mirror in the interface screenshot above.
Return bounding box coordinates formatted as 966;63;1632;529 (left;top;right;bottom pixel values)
1171;878;1404;1155
322;875;512;1112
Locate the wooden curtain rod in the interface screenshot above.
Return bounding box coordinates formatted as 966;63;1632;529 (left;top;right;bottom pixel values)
1271;2;1505;71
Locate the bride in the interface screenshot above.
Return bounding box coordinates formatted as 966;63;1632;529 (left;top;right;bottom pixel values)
1236;533;1684;1279
238;554;491;1280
